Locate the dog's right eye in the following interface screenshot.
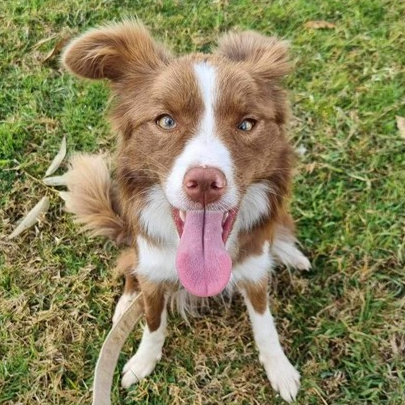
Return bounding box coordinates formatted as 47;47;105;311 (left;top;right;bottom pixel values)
156;115;176;130
237;119;256;132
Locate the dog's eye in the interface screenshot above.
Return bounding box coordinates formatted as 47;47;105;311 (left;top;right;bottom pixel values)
238;119;256;132
156;115;176;129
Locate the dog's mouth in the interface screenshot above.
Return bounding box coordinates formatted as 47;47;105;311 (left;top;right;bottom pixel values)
172;208;237;298
172;209;237;242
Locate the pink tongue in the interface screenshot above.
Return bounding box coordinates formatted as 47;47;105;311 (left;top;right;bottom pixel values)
176;211;232;297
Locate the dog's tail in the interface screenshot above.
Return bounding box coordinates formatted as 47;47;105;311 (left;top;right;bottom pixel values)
60;154;131;245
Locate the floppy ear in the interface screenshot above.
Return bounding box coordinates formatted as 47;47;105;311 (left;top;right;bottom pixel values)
216;31;291;82
62;20;171;81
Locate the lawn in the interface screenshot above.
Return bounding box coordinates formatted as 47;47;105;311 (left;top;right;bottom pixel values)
1;0;404;404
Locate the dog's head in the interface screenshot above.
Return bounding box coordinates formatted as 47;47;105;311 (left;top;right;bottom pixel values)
63;21;293;297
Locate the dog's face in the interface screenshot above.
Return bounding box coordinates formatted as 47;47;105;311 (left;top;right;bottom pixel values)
63;21;293;297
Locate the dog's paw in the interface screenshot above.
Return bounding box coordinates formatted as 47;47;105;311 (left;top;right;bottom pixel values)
112;293;136;325
261;353;300;403
121;352;161;388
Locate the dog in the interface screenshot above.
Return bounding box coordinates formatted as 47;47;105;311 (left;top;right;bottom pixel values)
61;20;310;403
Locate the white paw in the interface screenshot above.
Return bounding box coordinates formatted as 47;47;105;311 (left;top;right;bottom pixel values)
261;353;300;403
121;352;161;388
112;293;136;325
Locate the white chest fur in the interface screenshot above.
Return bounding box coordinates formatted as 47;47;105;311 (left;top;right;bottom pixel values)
135;183;275;283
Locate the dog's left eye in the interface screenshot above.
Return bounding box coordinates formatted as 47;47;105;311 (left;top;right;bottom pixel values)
156;115;176;129
238;119;256;132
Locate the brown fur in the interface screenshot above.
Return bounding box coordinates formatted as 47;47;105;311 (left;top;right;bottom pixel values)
216;31;291;82
60;23;306;399
62;20;171;81
116;252;176;331
61;154;132;245
115;253;172;331
114;249;140;297
239;278;269;314
62;20;296;301
115;248;138;277
137;277;177;331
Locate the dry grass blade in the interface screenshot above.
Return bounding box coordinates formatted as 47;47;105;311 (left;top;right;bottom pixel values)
32;34;58;50
44;136;66;177
304;20;336;29
8;197;50;239
43;175;67;186
42;37;69;63
396;116;405;139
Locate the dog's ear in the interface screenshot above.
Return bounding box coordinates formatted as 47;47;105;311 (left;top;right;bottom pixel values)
62;20;171;81
216;31;290;82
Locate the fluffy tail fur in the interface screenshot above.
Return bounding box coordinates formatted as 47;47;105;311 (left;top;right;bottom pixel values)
61;154;131;245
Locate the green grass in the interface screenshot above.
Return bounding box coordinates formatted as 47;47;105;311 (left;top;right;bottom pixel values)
1;0;404;404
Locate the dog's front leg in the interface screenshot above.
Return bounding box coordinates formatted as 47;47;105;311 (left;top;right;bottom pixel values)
239;280;300;403
121;280;167;388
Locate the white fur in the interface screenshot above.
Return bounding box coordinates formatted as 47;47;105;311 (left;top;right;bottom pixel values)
169;289;210;322
272;238;311;270
164;63;238;211
121;304;167;387
272;227;311;270
240;289;300;403
139;185;178;242
236;182;271;231
136;235;178;282
226;181;272;256
231;241;272;284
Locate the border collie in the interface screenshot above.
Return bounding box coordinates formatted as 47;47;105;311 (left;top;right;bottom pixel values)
61;20;310;402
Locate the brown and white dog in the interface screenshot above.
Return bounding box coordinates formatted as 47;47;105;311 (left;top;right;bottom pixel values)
61;20;310;403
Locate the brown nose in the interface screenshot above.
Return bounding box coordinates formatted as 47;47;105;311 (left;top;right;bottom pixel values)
183;167;226;206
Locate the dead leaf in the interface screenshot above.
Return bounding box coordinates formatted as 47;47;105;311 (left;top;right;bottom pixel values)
396;116;405;139
59;191;70;202
8;197;50;239
44;136;66;177
304;20;336;30
42;37;69;63
43;175;67;186
305;162;316;173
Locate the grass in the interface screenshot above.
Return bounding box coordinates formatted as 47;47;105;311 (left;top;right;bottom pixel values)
1;0;404;404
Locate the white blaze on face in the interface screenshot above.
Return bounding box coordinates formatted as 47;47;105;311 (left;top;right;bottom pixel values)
164;62;238;210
